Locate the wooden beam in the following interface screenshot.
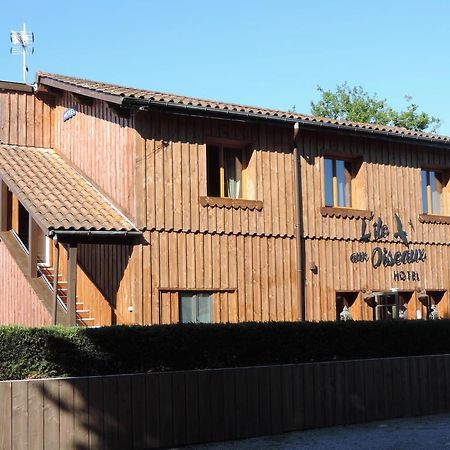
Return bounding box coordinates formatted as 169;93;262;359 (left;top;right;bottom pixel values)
67;244;78;327
28;217;40;278
52;241;60;325
0;180;8;232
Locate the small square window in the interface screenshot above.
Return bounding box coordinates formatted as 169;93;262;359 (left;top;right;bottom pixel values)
179;292;213;323
324;158;354;208
421;169;447;215
207;144;249;199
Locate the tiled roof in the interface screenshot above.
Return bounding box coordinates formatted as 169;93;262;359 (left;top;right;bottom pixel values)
0;144;137;232
37;72;450;145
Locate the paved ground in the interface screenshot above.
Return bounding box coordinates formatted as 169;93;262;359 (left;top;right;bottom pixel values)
187;413;450;449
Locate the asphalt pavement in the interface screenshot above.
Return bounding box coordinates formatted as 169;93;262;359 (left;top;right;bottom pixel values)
185;413;450;449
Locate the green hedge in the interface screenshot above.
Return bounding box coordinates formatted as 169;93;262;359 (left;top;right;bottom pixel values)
1;320;450;380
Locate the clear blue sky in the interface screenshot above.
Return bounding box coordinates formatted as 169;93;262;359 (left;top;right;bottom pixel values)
2;0;450;133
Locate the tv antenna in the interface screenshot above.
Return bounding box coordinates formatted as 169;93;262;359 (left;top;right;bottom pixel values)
10;24;36;89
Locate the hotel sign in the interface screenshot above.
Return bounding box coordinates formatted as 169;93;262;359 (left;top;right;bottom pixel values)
350;213;426;281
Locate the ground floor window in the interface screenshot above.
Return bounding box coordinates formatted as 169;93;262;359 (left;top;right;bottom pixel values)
373;292;400;320
419;290;446;320
179;292;213;323
336;291;358;320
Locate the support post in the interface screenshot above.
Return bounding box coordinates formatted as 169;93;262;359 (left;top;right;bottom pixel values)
52;239;60;325
0;180;9;232
293;122;306;321
67;244;78;326
28;216;40;278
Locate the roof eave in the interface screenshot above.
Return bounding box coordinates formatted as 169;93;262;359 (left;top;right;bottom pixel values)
49;229;145;245
37;76;450;149
125;97;450;149
38;75;123;105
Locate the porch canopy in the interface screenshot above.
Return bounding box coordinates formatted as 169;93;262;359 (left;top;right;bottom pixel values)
0;144;143;325
0;143;142;244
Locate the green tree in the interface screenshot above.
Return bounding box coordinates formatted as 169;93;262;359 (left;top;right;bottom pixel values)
310;83;440;133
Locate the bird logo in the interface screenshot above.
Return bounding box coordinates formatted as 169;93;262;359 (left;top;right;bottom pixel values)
393;213;409;247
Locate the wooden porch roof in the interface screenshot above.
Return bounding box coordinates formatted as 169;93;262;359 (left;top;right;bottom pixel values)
0;144;138;234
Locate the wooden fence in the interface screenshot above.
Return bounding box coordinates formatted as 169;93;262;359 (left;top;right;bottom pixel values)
1;354;450;449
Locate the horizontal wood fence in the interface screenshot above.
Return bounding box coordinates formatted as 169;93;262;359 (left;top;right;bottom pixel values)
1;354;450;449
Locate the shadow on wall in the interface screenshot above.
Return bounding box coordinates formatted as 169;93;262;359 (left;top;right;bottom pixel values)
77;243;134;310
32;333;161;450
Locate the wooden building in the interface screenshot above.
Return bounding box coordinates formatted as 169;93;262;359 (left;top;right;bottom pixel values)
0;73;449;326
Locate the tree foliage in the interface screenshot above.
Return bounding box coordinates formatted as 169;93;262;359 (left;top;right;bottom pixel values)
310;83;441;133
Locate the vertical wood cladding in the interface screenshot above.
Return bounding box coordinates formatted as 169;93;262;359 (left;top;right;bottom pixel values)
138;112;296;238
137;112;299;324
151;231;298;324
0;239;51;325
53;243;141;326
0;91;52;148
52;91;137;220
299;130;450;321
2;85;450;325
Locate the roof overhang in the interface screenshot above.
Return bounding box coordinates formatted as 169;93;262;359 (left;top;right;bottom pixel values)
37;75;123;104
0;144;143;245
49;229;145;245
36;73;450;150
126;98;450;150
0;80;34;93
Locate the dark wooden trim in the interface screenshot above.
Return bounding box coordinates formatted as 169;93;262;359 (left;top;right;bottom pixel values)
418;213;450;224
107;103;131;118
320;206;373;219
0;178;49;236
38;77;123;105
159;287;236;293
67;244;78;326
73;93;94;106
0;81;33;93
205;137;253;148
0;180;8;232
200;196;263;211
28;217;40;278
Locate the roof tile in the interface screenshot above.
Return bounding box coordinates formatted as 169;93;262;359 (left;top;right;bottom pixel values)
36;72;450;145
0;144;137;232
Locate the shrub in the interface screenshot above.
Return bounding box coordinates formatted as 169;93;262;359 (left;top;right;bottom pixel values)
1;320;450;380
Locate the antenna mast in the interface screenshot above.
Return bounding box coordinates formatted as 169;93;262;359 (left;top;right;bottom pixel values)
10;24;36;89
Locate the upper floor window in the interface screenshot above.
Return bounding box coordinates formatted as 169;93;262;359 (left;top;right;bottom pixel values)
324;158;353;208
207;144;248;199
421;169;447;215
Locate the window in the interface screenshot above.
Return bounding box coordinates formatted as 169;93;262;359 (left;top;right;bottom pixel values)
207;144;248;199
336;291;358;320
324;158;353;208
421;169;447;215
179;292;213;323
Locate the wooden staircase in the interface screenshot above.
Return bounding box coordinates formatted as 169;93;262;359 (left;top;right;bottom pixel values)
37;262;96;326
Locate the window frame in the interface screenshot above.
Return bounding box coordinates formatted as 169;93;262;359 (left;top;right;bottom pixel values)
179;291;214;324
206;141;250;200
323;156;355;208
421;168;448;216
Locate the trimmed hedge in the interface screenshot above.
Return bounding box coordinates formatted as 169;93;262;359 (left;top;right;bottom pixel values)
1;320;450;380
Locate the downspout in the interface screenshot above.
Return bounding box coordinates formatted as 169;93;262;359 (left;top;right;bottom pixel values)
52;237;60;325
293;122;306;321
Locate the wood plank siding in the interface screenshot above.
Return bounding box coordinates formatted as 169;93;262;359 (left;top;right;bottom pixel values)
52;91;137;220
0;238;51;325
298;131;450;321
0;90;53;148
1;83;449;326
136;112;299;323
